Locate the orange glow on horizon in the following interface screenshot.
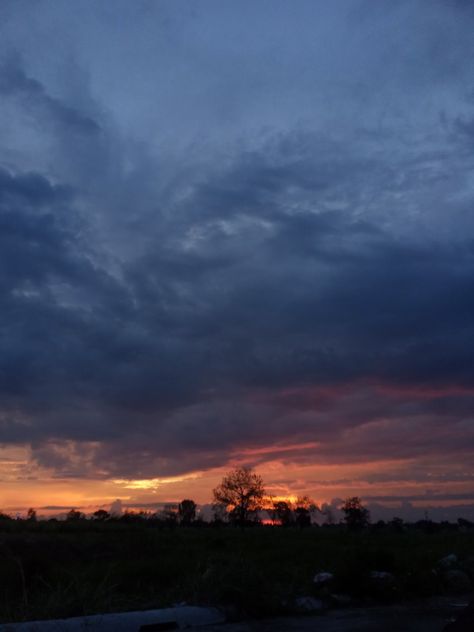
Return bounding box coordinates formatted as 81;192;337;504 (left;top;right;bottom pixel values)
0;438;472;517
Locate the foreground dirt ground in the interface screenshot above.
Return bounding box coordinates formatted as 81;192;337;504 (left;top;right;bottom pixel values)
203;596;472;632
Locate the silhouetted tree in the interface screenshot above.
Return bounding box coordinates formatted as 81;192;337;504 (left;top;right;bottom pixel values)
27;508;37;522
66;509;85;521
294;496;318;528
341;497;370;530
272;500;293;526
213;467;265;526
178;499;197;525
390;516;404;532
373;519;386;531
211;502;228;525
92;509;110;521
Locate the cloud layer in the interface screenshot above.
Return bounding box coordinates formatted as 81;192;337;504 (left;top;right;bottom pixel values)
0;1;473;509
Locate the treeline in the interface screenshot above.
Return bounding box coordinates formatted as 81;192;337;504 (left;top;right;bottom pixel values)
0;508;472;535
1;467;473;531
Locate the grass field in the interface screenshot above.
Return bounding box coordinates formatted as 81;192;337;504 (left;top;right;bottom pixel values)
0;520;472;623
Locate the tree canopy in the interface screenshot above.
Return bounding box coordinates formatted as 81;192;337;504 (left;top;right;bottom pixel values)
178;499;197;525
341;496;370;530
213;467;266;525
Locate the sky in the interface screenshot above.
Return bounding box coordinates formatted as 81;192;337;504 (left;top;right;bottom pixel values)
0;0;473;520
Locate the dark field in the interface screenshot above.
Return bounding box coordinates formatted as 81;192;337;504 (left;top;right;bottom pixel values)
0;521;472;624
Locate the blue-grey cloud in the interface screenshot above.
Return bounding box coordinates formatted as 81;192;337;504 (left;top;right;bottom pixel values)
0;57;100;136
0;1;472;492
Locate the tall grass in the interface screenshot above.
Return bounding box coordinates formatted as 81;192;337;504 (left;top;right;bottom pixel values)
0;521;471;622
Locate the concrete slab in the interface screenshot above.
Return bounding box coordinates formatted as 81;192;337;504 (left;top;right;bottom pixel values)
1;606;225;632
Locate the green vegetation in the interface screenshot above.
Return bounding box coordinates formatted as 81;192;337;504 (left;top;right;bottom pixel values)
0;518;472;623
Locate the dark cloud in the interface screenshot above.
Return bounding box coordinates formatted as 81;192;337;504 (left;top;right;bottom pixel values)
0;1;472;499
2;125;474;480
0;57;100;136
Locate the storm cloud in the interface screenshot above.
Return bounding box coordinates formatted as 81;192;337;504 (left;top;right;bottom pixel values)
0;1;473;505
